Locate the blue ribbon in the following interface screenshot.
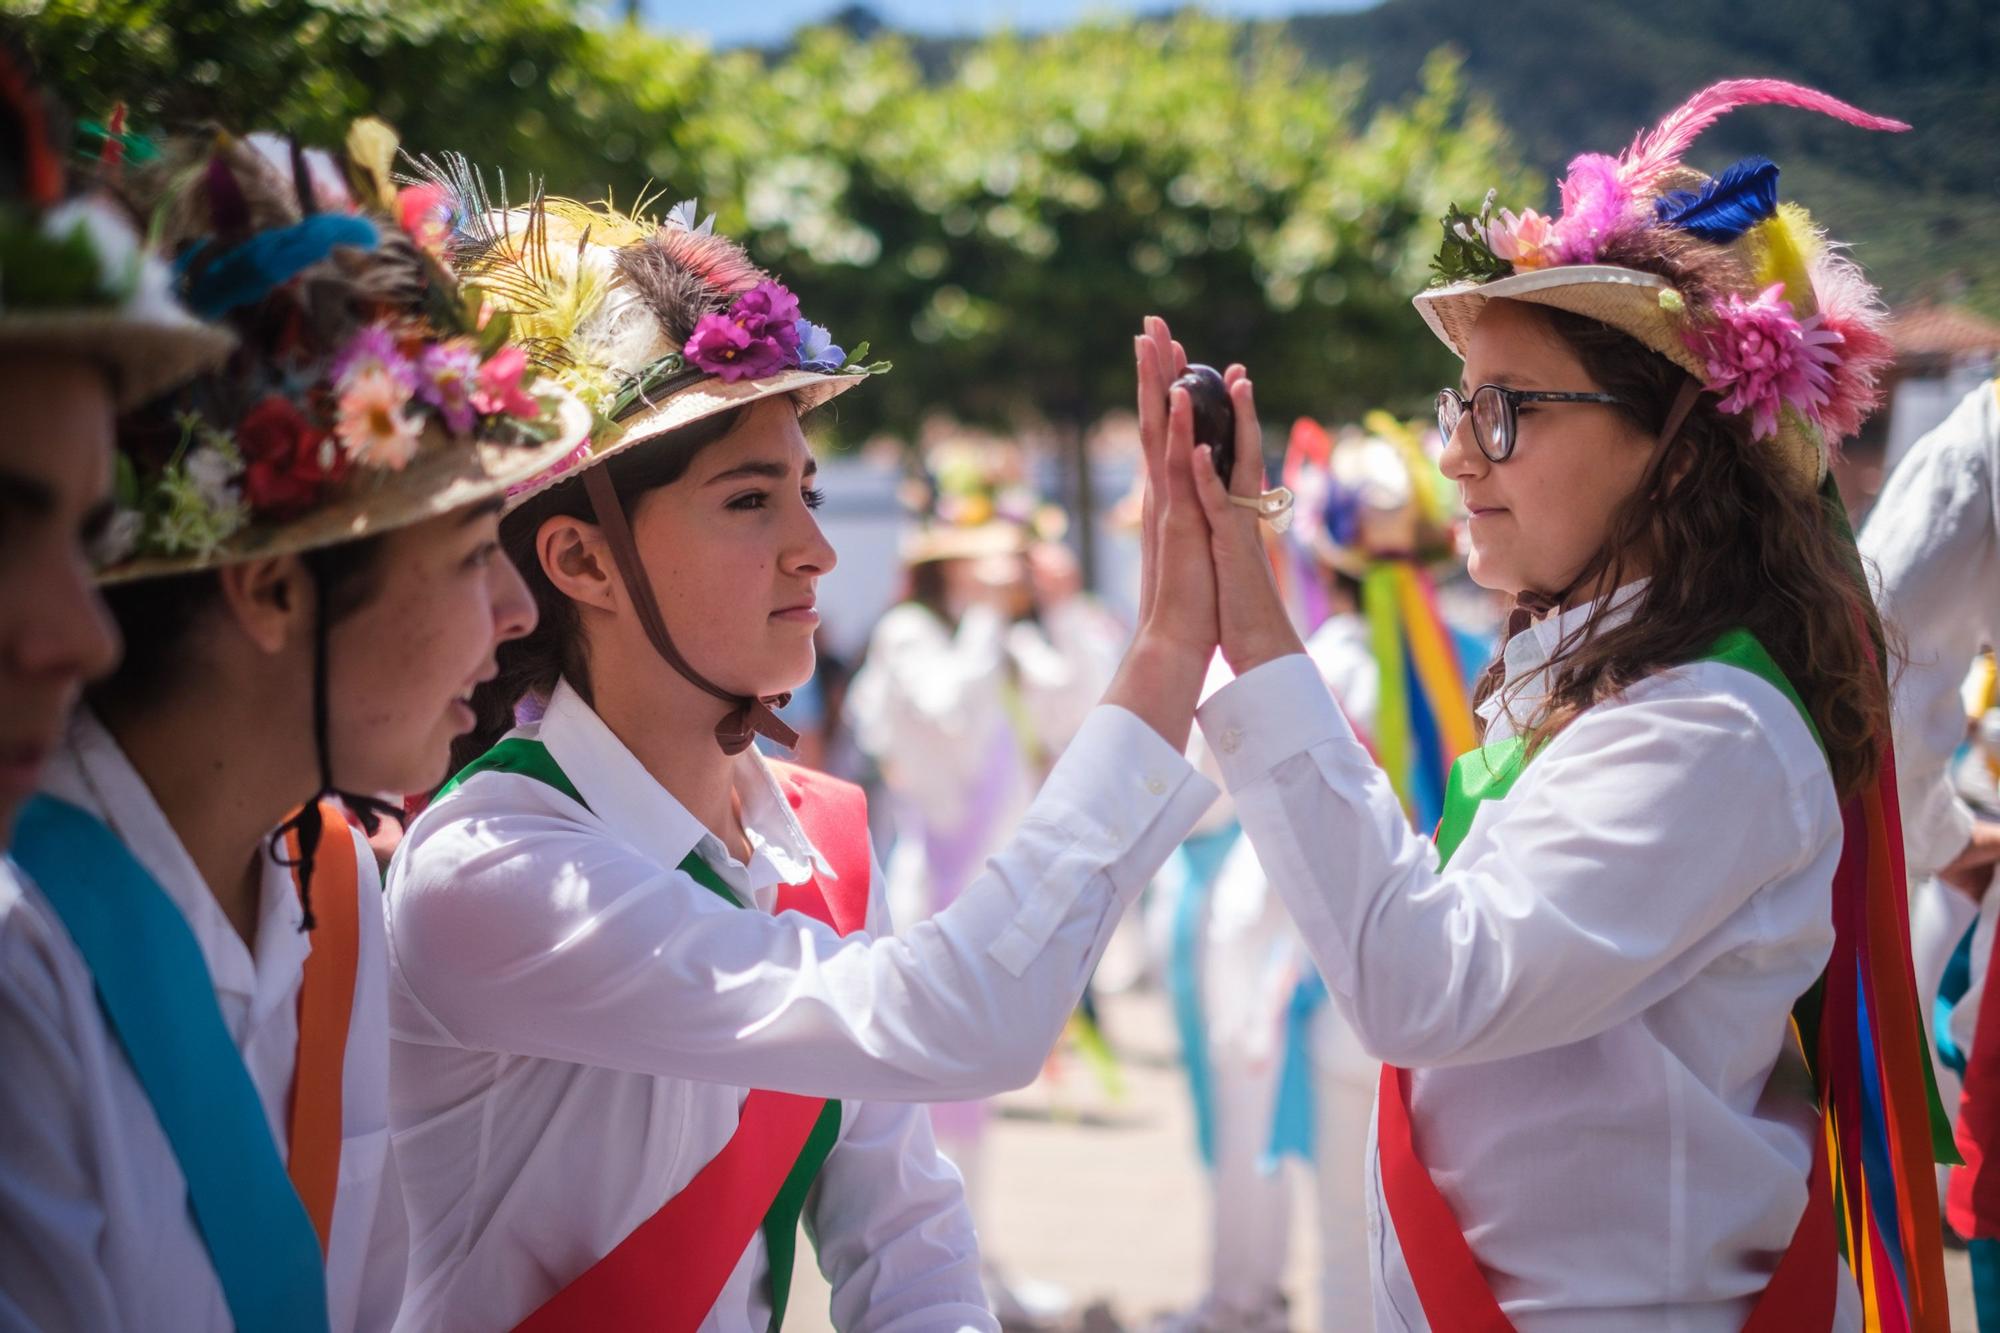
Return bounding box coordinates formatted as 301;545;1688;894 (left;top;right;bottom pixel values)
179;214;379;318
11;796;330;1333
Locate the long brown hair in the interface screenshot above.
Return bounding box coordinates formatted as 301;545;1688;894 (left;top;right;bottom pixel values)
449;408;747;776
1475;305;1890;800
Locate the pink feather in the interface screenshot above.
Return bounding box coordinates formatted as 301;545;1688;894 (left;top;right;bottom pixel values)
1618;79;1909;193
1808;248;1895;441
1552;153;1638;263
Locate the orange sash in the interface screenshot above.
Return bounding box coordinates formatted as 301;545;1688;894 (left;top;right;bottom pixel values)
281;801;360;1253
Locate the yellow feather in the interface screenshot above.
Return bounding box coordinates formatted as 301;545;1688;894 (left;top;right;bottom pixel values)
1747;203;1823;318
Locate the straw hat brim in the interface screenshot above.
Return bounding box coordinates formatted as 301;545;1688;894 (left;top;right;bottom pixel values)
100;392;593;585
503;366;869;512
1412;265;1823;486
900;521;1029;566
0;310;236;411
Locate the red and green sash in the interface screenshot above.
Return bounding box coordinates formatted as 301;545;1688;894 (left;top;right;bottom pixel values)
1377;629;1954;1332
436;740;871;1332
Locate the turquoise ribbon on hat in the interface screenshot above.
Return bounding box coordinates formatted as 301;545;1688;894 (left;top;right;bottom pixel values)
1165;822;1244;1167
11;795;330;1333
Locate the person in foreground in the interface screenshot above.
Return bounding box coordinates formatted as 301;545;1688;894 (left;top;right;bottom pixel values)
382;173;1220;1329
2;123;584;1333
1154;79;1955;1331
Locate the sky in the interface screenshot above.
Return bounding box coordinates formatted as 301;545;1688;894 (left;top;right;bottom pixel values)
664;1;1380;49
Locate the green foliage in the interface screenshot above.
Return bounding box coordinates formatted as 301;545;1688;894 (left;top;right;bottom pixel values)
1430;194;1511;286
14;1;1533;440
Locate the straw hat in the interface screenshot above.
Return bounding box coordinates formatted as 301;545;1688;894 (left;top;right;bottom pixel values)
96;123;588;583
0;53;232;408
1412;80;1910;490
1285;413;1455;577
405;163;890;509
895;435;1066;566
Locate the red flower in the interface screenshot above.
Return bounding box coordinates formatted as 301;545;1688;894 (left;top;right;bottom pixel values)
236;395;346;518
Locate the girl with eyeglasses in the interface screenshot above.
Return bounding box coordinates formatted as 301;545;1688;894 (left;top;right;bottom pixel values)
1145;81;1952;1332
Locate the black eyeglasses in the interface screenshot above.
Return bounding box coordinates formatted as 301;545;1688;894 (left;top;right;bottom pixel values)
1435;385;1625;463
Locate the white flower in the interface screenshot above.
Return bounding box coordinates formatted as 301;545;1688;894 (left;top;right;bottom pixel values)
41;199;142;302
183;443;243;512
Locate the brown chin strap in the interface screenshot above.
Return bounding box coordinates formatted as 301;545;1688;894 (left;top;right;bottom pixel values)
582;465;799;756
1510;374;1706;635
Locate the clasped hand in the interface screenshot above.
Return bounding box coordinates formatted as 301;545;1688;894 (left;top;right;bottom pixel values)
1130;315;1305;678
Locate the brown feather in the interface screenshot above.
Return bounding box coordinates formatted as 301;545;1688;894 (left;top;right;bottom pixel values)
614;225;767;347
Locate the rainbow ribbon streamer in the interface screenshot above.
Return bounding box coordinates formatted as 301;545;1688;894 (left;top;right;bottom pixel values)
1360;561;1480;829
1803;479;1957;1333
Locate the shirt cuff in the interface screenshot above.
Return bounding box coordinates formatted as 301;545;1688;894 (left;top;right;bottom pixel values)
1909;780;1980;881
1195;651;1359;792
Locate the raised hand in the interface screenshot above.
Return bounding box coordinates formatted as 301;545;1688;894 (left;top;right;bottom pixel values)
1183;365;1306;676
1098;316;1219;750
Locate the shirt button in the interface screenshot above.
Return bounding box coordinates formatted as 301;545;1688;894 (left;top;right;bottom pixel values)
1218;727;1242;755
1145;776;1167;796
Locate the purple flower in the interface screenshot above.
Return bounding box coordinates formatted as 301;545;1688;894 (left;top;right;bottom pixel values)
417;339;483;435
330;325;417;394
685;312;791;382
731;280;803;348
795;319;844;371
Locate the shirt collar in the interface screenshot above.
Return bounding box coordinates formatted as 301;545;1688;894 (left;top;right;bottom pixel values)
536;679;826;906
1477;579;1651;731
38;708;311;1012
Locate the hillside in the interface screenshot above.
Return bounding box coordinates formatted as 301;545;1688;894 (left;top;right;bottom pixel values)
1286;0;2000;315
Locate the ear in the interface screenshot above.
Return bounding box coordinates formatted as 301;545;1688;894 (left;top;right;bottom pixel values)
538;515;617;613
213;554;311;656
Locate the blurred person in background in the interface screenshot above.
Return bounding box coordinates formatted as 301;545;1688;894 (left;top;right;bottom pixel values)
1862;377;2000;1319
846;440;1124;1323
1155;414;1475;1333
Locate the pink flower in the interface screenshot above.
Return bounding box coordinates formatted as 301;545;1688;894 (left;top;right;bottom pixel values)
397;183;453;256
331;325;416;394
1486;208;1561;270
470;346;540;419
336;365;425;470
419;340;482;435
684;311;791;381
1681;283;1842;440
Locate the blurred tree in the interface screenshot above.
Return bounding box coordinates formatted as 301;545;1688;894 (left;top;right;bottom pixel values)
16;3;1531;460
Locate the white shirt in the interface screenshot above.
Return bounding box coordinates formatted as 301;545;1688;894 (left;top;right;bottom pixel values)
1860;378;2000;879
0;709;405;1333
384;681;1212;1332
1197;592;1859;1331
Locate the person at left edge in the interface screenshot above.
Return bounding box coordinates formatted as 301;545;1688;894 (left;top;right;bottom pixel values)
0;55;233;1330
0;121;588;1333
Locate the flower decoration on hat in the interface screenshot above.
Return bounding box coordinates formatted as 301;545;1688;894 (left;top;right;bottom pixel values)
100;119;586;576
1417;80;1910;486
400;155;888;503
0;50;231;409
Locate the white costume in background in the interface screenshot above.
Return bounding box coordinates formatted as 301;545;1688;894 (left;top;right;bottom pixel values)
1174;616;1379;1331
844;593;1121;1224
1197;589;1860;1332
1861;379;1999;1077
384;681;1212;1331
0;709;405;1333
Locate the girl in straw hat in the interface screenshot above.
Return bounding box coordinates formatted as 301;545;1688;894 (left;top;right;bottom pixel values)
382;168;1218;1330
0;121;585;1333
1147;79;1952;1331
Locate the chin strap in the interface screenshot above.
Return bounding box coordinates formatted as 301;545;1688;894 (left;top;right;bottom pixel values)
267;558;406;930
582;465;798;756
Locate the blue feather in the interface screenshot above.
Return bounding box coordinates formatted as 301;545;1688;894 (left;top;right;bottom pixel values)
178;214;379;318
1653;156;1780;243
